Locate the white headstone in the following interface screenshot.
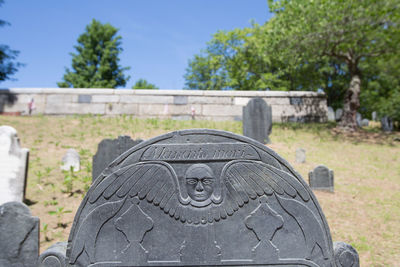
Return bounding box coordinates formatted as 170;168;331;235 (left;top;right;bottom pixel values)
61;149;80;172
0;126;29;205
295;148;306;163
371;111;377;121
335;109;343;121
356;113;362;127
327;107;335;122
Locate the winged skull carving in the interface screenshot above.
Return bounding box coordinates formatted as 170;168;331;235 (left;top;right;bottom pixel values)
69;159;313;264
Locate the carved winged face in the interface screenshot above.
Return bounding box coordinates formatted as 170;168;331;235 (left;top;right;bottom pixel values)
185;164;215;202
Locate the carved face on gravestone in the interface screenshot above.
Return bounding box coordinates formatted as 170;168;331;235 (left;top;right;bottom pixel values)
185;164;215;202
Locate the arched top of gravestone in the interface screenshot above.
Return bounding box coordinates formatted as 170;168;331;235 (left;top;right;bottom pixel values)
0;125;21;157
67;129;334;267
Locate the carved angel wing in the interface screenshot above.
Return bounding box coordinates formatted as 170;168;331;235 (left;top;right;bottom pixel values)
69;162;182;264
220;160;310;214
88;161;182;214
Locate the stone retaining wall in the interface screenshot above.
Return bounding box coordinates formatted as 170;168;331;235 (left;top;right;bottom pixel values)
0;88;327;122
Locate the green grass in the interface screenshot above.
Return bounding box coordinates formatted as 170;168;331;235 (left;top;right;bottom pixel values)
0;114;399;266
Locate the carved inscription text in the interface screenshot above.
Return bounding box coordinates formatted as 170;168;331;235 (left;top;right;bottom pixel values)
141;143;260;162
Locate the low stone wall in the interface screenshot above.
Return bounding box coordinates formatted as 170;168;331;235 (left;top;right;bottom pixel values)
0;88;327;122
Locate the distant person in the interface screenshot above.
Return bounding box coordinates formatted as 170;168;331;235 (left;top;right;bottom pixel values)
28;98;36;115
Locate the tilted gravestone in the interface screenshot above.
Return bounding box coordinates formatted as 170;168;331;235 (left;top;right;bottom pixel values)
0;125;29;204
309;165;334;192
0;201;39;267
295;148;306;163
243;98;272;144
92;136;143;182
40;129;358;267
61;149;80;172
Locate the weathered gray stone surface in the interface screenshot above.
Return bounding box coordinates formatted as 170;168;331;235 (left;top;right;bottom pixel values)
92;136;143;182
381;116;393;132
38;242;67;267
361;119;369;127
0;201;39;267
333;242;359;267
327;107;335;122
335;108;343;121
0;125;29;204
243;98;272;144
295;148;306;163
64;129;340;266
309;165;334;192
61;149;80;172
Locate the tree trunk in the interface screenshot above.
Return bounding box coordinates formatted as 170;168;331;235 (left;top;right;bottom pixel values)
339;71;361;131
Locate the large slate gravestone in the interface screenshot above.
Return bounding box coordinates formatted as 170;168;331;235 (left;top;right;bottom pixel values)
0;125;29;204
92;136;143;182
309;165;334;192
40;129;359;267
0;201;39;267
243;98;272;144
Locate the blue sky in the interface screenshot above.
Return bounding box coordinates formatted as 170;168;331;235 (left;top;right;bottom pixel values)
1;0;271;89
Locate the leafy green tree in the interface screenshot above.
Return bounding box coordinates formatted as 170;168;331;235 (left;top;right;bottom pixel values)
265;0;400;130
361;54;400;128
132;79;158;89
58;19;130;88
0;0;22;82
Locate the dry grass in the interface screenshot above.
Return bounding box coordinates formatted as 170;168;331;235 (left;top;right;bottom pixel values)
1;115;399;266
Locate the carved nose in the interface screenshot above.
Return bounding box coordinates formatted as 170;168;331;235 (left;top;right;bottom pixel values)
195;181;204;192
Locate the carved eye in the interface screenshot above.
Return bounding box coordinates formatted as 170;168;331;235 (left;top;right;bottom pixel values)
186;179;197;185
202;178;214;185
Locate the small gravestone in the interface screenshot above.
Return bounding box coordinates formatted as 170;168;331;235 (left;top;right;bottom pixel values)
0;125;29;204
360;119;369;127
295;148;306;163
371;111;377;121
0;201;39;267
61;149;80;172
309;165;334;192
92;136;143;182
356;113;362;127
327;107;335;122
381;116;393;132
243;98;272;144
40;129;358;267
335;108;343;121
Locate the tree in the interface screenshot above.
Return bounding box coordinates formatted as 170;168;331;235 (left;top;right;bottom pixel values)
361;54;400;128
58;19;130;88
0;0;22;82
265;0;400;130
132;79;158;89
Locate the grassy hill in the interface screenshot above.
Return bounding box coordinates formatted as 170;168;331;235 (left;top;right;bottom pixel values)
1;115;399;266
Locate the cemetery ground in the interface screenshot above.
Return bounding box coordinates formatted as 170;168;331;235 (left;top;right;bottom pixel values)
0;115;399;267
